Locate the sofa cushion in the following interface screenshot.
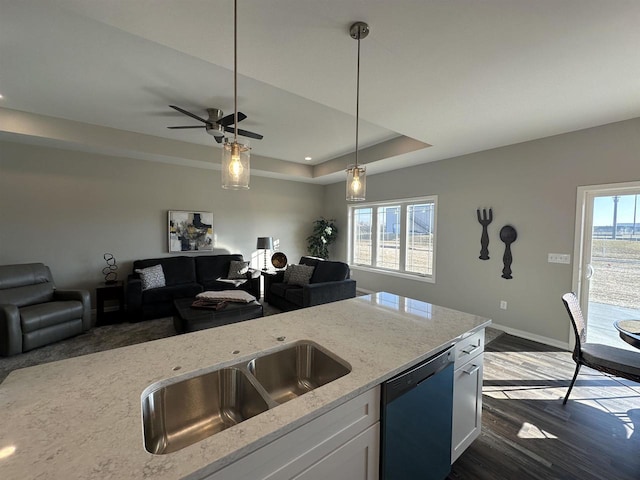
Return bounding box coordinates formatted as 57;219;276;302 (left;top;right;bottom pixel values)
310;261;349;284
133;257;196;286
227;260;250;279
135;264;166;291
0;282;55;308
20;301;84;333
0;263;55;307
284;287;304;306
287;264;315;286
142;283;202;304
300;256;321;268
195;254;243;285
201;279;247;291
270;282;300;298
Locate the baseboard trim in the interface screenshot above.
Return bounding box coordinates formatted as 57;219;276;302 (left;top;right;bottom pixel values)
490;322;569;351
355;287;375;295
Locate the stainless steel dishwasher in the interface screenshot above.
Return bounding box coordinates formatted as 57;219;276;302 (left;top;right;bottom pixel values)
380;346;455;480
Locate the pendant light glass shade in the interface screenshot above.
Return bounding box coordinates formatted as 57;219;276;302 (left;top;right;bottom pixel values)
346;164;366;201
222;139;250;189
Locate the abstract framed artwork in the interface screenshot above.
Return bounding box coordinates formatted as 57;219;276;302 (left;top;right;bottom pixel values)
168;211;214;252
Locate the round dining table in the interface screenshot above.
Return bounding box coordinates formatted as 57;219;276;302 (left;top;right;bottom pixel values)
614;320;640;349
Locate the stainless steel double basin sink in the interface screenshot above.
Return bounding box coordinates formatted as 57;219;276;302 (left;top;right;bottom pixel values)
142;341;351;454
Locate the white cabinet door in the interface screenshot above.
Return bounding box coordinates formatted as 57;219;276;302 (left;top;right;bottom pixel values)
202;387;379;480
452;353;483;463
294;423;380;480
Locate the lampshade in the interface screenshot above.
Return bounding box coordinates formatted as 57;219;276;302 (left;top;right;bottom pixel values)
256;237;273;250
222;139;250;189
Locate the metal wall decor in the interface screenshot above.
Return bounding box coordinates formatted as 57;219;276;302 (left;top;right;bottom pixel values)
102;253;118;284
499;225;518;279
476;208;493;260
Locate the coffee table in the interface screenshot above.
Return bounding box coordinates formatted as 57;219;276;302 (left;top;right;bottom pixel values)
173;297;263;333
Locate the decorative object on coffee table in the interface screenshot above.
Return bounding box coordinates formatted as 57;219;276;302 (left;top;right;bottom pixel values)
271;252;288;269
476;208;492;260
102;252;118;284
168;211;214;252
499;225;517;279
306;217;338;259
256;236;273;271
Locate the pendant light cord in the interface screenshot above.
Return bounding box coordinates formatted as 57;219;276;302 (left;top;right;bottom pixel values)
355;31;361;169
233;0;238;143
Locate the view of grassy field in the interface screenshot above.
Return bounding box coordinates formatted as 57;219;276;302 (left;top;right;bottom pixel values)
590;239;640;309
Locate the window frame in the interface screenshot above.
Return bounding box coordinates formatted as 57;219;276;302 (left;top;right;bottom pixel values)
347;195;437;283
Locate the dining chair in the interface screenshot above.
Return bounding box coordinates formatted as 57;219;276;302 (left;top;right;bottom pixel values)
561;292;640;404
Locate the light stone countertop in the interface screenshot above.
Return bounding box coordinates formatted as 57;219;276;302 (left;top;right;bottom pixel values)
0;293;490;480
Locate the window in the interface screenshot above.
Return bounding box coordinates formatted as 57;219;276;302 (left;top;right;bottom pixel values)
348;196;437;282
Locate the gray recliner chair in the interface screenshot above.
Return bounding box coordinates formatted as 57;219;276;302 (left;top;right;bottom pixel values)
0;263;92;356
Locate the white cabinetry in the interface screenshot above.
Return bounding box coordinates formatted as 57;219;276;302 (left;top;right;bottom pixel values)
451;329;485;463
203;386;380;480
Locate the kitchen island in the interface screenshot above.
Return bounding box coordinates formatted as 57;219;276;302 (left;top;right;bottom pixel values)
0;293;490;479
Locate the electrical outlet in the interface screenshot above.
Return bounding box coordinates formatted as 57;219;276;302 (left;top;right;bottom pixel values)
548;253;571;264
500;300;507;310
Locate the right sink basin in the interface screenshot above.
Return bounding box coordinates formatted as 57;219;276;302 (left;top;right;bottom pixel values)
247;341;351;404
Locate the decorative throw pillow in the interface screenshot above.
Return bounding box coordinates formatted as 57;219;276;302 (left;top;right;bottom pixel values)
227;260;250;279
283;264;296;283
135;264;166;291
286;264;315;286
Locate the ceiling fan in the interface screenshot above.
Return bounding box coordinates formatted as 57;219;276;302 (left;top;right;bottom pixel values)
167;105;263;144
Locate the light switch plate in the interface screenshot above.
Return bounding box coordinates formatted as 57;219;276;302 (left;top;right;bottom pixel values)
548;253;571;264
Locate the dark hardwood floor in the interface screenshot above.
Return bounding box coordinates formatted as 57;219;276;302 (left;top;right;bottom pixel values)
449;334;640;480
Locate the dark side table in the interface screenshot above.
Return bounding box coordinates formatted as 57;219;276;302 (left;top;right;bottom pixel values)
96;281;125;326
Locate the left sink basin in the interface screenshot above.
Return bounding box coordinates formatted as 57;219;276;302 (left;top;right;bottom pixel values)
142;367;269;455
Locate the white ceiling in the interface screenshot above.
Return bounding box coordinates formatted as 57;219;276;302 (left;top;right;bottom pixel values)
2;0;640;184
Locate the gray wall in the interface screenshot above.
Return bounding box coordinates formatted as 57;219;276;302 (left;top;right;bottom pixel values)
324;118;640;346
0;141;324;302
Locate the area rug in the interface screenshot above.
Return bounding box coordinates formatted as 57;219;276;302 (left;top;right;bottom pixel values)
0;303;501;384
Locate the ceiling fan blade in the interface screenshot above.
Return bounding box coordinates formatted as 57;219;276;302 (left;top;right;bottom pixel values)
213;135;223;144
218;112;247;126
167;126;207;129
169;105;210;124
225;126;263;140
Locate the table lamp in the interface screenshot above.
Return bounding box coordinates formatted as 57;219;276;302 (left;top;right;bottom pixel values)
256;237;273;271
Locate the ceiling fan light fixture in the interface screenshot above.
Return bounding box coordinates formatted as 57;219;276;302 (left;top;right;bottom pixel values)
346;21;369;202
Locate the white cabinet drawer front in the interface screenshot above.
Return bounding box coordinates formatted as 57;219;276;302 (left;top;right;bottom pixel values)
203;386;380;480
454;329;484;368
452;353;483;463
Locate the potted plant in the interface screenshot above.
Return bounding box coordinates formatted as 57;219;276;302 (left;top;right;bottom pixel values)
307;218;338;259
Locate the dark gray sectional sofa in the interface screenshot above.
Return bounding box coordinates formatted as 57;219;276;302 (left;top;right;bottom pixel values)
126;254;260;321
264;256;356;311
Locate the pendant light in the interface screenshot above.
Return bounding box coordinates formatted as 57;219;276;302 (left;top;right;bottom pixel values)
222;0;250;189
346;21;369;202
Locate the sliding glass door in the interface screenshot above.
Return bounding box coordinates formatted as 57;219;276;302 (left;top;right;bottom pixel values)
575;183;640;350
